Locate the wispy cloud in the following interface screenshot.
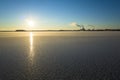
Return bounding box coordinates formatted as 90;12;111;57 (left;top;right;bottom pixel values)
87;25;95;27
70;22;84;28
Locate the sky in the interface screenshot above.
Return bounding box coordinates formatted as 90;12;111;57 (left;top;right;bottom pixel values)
0;0;120;30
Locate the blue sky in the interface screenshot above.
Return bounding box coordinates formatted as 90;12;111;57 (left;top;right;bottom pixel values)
0;0;120;30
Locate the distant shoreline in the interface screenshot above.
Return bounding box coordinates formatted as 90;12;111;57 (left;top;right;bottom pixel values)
0;30;120;32
0;29;120;32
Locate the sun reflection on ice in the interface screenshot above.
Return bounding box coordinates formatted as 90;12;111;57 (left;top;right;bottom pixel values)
29;32;34;65
30;32;33;46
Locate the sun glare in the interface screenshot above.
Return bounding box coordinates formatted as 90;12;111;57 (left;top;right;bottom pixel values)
27;20;35;27
25;18;35;27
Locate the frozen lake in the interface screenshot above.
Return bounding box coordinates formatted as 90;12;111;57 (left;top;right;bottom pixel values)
0;31;120;80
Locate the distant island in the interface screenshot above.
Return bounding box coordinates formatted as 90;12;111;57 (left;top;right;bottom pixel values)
16;30;26;32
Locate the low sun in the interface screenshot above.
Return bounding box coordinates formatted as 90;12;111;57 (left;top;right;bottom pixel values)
27;20;35;27
25;18;35;27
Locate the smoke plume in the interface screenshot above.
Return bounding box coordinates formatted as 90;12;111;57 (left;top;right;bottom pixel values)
70;22;83;28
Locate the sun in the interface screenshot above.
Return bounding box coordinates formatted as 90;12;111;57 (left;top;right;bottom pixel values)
27;20;35;27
